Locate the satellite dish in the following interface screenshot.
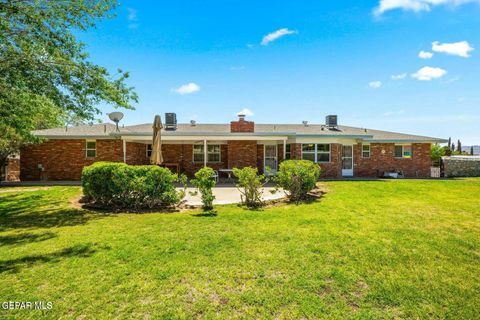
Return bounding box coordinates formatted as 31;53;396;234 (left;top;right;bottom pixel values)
107;112;124;132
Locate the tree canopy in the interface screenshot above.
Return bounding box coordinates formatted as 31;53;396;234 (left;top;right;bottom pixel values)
0;0;137;163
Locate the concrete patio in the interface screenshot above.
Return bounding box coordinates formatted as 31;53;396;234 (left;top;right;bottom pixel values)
182;186;284;205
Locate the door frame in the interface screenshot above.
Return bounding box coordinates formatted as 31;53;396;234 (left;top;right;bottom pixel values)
263;143;278;173
341;144;354;177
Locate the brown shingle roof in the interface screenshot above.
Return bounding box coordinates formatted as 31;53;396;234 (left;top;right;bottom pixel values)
32;122;446;142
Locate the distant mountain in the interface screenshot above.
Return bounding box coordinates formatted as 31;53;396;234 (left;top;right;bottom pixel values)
462;145;480;155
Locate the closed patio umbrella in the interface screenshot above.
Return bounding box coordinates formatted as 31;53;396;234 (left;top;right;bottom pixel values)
150;115;164;165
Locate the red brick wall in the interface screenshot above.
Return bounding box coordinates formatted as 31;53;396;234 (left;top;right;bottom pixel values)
277;144;285;163
126;142;149;165
228;141;257;169
20;139;124;180
19;139;432;180
230;119;254;132
290;143;302;160
354;143;432;178
256;144;264;172
3;158;20;181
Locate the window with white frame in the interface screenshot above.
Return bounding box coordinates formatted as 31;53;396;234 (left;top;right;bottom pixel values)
146;144;152;158
362;144;370;158
394;145;412;159
193;144;221;163
285;144;291;160
86;140;96;158
301;144;330;163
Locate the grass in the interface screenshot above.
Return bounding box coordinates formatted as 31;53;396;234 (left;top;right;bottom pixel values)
0;179;479;319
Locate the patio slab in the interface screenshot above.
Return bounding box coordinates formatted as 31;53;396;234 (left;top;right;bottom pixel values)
181;186;284;205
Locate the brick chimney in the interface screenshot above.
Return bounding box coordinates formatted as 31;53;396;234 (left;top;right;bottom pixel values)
230;113;254;132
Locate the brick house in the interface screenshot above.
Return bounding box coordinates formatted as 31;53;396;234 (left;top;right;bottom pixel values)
19;114;446;181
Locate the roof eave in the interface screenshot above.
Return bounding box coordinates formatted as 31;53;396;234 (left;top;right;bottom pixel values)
365;138;447;143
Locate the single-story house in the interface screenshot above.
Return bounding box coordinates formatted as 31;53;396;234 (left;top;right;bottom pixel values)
19;113;446;180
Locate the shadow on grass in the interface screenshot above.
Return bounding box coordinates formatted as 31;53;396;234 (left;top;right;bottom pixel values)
0;243;106;274
191;210;218;217
0;193;111;231
0;232;57;247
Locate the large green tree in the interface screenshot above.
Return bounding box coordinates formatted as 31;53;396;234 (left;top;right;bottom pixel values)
0;0;137;165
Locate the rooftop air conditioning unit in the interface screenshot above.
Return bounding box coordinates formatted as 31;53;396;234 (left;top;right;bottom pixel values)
326;115;338;128
165;112;177;130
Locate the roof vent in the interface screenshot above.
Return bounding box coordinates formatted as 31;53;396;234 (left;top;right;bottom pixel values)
165;112;177;131
326;115;338;128
190;120;196;126
302;120;308;127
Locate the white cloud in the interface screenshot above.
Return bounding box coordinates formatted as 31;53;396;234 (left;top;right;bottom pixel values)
172;83;200;95
374;0;480;16
369;81;383;88
127;8;138;29
432;41;474;58
391;73;407;80
446;76;460;83
261;28;297;46
383;109;405;116
411;66;447;81
127;8;137;21
418;50;433;59
236;108;254;117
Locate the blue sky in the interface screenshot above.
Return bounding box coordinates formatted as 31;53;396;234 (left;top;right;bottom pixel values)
80;0;480;144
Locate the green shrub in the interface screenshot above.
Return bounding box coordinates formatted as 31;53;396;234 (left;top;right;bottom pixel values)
233;167;266;208
82;162;185;209
275;160;321;203
190;167;216;211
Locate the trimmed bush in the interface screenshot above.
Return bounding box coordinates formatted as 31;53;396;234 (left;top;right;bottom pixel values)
233;167;266;208
190;167;216;211
275;160;320;203
82;162;185;209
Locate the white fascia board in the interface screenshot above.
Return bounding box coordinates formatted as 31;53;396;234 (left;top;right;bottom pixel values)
33;135;118;140
120;135;288;141
293;137;360;144
365;139;443;144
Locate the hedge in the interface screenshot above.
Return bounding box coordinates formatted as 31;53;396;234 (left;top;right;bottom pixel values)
82;162;185;209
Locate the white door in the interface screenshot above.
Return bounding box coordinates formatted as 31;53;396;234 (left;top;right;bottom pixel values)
342;145;354;177
264;145;277;174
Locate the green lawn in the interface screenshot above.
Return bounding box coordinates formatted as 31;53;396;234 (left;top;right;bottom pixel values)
0;180;479;319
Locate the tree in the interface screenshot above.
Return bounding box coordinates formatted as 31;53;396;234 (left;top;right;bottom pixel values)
431;144;445;165
448;137;452;150
451;143;455;152
0;0;137;166
471;146;474;155
457;140;462;153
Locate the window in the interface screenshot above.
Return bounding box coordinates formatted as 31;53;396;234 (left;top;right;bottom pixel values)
362;144;370;158
193;145;204;163
146;144;152;158
208;145;221;162
301;144;330;163
285;144;291;160
193;144;221;163
86;140;96;158
395;145;412;159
